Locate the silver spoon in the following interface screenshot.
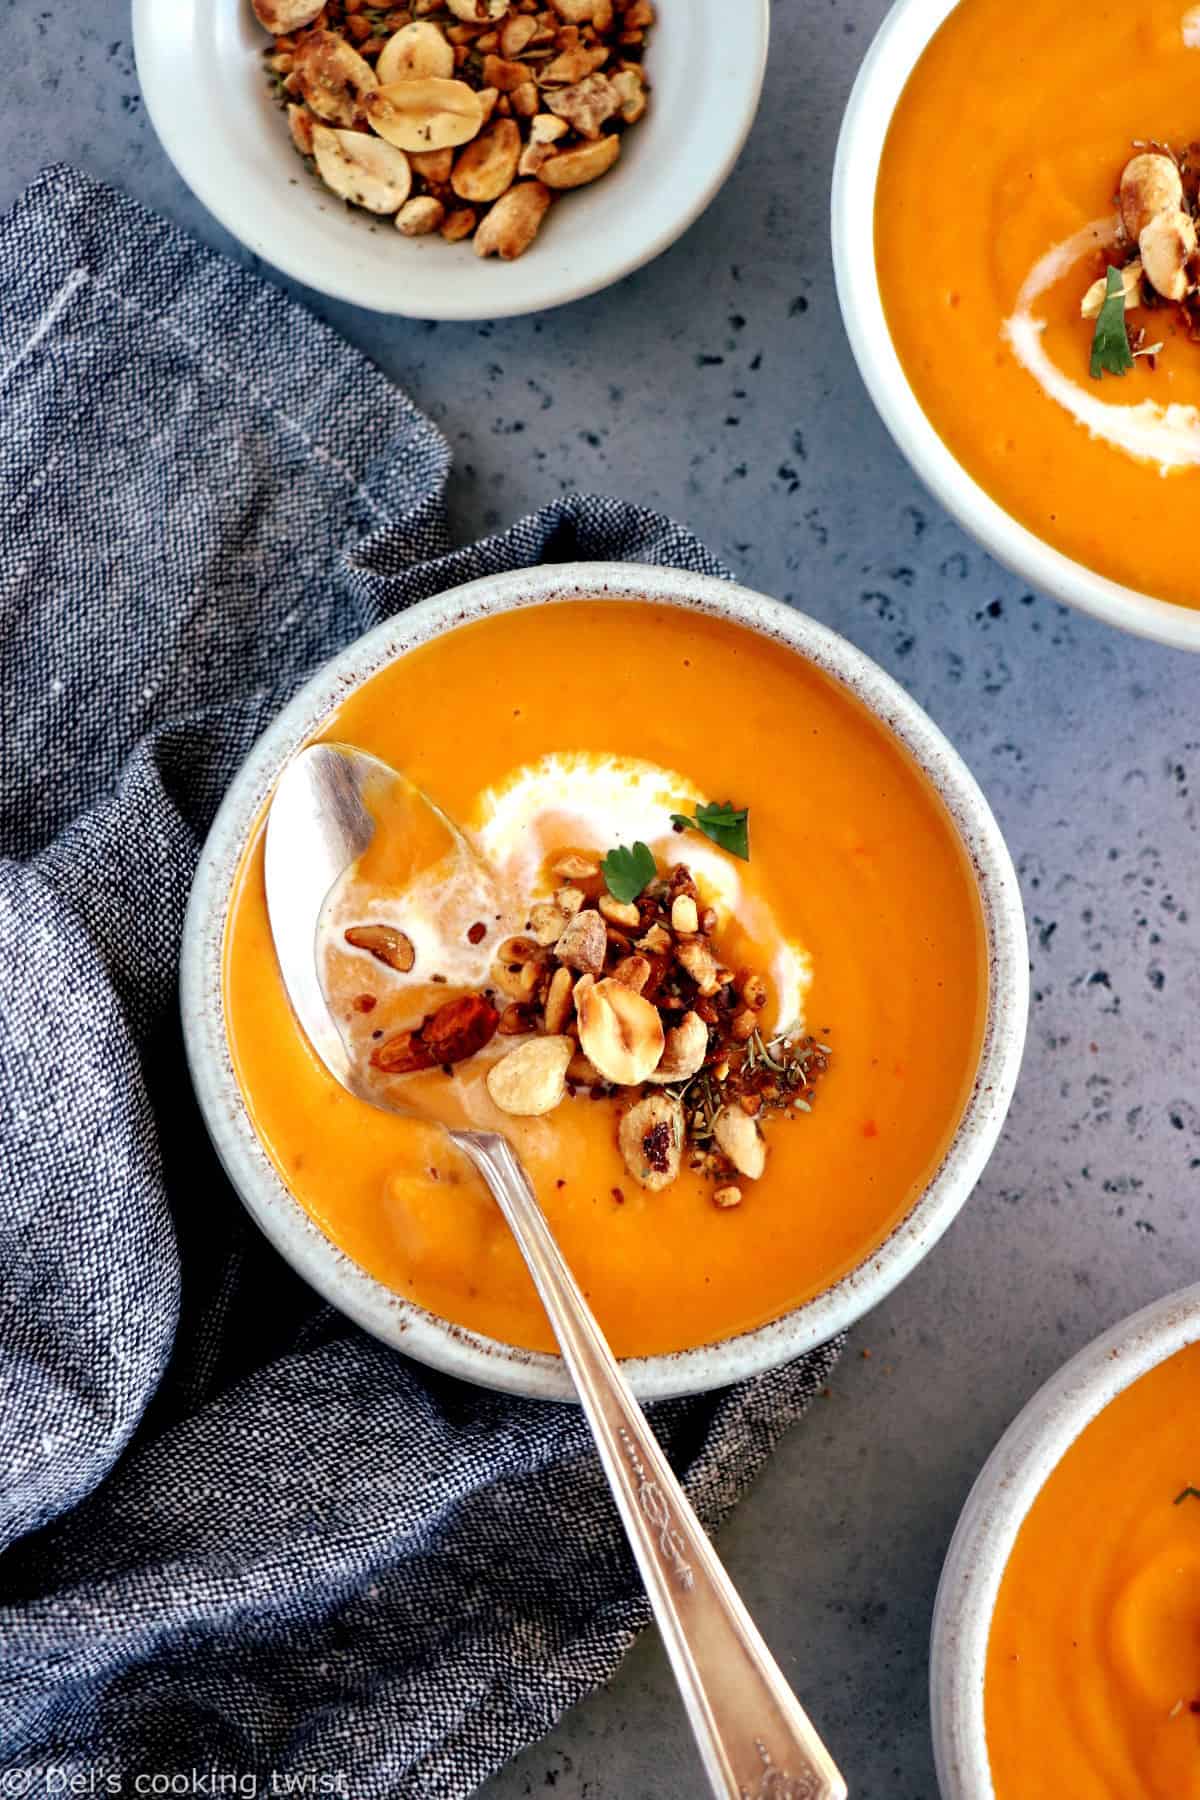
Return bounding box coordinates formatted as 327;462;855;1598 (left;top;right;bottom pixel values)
265;741;847;1800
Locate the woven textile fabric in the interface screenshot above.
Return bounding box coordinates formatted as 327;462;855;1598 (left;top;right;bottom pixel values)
0;167;842;1799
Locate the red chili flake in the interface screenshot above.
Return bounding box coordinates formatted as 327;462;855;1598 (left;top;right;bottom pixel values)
862;1119;879;1139
611;1186;625;1204
353;994;377;1013
467;921;487;945
642;1121;672;1173
555;1178;566;1189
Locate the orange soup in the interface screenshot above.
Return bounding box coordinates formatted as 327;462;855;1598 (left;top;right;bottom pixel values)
223;601;987;1357
877;0;1200;609
986;1340;1200;1797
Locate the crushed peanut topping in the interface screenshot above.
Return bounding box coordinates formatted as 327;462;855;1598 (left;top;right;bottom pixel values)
254;0;654;260
364;846;831;1207
1083;142;1200;376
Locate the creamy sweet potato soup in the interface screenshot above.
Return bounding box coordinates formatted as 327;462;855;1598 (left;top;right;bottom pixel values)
224;601;987;1357
986;1340;1200;1797
877;0;1200;609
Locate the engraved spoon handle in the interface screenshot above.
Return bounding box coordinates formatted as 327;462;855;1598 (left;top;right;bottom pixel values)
453;1131;847;1800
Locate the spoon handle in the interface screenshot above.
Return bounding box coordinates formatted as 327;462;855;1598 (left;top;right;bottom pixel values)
454;1130;847;1800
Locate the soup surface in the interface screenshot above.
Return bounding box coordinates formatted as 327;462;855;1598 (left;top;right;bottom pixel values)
224;601;987;1357
986;1339;1200;1797
877;0;1200;608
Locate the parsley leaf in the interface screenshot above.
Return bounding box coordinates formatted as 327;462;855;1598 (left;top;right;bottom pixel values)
669;800;750;861
601;841;657;903
1090;266;1134;380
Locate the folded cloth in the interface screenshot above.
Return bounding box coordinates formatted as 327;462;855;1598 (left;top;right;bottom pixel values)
0;167;843;1799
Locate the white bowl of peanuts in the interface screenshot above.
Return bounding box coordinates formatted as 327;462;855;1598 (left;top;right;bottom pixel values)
133;0;770;319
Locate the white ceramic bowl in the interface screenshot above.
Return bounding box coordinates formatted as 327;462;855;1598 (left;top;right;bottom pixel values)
931;1283;1200;1797
180;562;1029;1401
132;0;769;321
831;0;1200;652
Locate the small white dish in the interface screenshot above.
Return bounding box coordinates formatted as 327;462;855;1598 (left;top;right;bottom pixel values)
132;0;769;321
180;562;1028;1402
930;1283;1200;1797
831;0;1200;652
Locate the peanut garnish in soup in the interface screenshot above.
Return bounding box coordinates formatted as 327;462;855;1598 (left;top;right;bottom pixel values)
876;0;1200;608
986;1341;1200;1799
224;601;987;1358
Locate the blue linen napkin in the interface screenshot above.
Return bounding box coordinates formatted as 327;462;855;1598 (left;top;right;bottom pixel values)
0;165;842;1799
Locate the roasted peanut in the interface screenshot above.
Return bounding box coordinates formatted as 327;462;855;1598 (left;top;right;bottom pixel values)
395;194;446;233
713;1107;766;1180
599;893;640;929
577;978;663;1085
312;125;412;211
370;1028;435;1074
544;965;575;1034
500;13;539;54
618;1092;683;1192
487;1035;574;1116
1140;209;1197;303
295;31;379;125
423;993;499;1062
676;936;721;996
287;102;316;155
1120;151;1184;242
366;77;485;151
670;894;698;935
551;850;599;880
538;133;620;189
498;1002;537;1034
1081;258;1143;319
344;922;415;971
649;1010;707;1083
452;117;522;201
377;19;455;81
253;0;325;32
440;205;478;240
528;900;567;945
713;1184;742;1210
611;954;651;993
554;906;606;974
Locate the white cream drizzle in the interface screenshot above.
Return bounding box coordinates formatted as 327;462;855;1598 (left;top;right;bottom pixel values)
331;750;812;1033
1003;217;1200;474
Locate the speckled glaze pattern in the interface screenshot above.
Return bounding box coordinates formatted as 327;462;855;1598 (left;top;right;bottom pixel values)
7;0;1200;1791
180;564;1028;1402
930;1284;1200;1798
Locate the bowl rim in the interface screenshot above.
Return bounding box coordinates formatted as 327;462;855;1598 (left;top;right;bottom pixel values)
830;0;1200;653
131;0;770;323
180;561;1029;1401
929;1281;1200;1798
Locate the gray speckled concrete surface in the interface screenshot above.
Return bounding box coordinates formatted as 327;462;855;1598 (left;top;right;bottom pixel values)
6;1;1200;1794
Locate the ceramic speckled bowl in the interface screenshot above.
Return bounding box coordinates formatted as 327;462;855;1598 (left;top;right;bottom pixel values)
180;563;1029;1401
831;0;1200;651
930;1283;1200;1798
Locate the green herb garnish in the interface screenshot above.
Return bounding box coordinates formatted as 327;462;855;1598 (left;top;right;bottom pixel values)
669;800;750;861
1174;1485;1200;1505
1090;266;1135;380
601;841;657;903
